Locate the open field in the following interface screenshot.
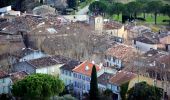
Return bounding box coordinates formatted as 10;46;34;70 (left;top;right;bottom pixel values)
110;14;170;25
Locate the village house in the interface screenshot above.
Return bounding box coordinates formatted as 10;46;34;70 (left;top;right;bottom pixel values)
108;70;137;100
72;61;116;94
132;31;162;53
104;43;137;69
0;70;28;94
60;60;117;96
103;21;128;43
12;55;71;76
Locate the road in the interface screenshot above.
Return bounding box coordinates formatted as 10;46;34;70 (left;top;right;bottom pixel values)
76;4;90;15
76;0;99;15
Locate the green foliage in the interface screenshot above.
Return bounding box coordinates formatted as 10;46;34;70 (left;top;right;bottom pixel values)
161;4;170;17
146;1;163;24
108;3;124;16
89;1;107;15
0;0;15;8
54;94;77;100
120;81;129;100
127;82;163;100
67;0;78;10
100;89;113;100
0;93;12;100
12;74;64;100
89;65;99;100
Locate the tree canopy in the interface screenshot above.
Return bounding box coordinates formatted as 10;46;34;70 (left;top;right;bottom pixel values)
127;82;163;100
12;73;64;100
89;65;99;100
89;1;107;15
67;0;78;10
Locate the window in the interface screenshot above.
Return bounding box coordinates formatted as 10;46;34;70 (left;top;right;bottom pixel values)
65;71;68;75
86;77;90;81
74;73;77;78
62;70;64;74
82;75;85;80
69;71;71;76
78;74;81;79
105;55;107;59
112;57;116;62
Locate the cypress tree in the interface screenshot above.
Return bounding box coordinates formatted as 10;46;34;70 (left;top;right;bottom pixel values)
89;65;99;100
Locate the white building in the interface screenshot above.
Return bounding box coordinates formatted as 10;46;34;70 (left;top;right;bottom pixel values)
60;60;117;97
105;43;136;69
133;36;159;53
108;70;136;100
0;71;28;94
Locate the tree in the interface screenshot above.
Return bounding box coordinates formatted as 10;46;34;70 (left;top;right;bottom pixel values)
101;89;113;100
146;1;163;24
127;82;163;100
89;65;99;100
40;0;43;4
67;0;78;10
54;94;77;100
89;1;107;15
126;1;142;20
161;4;170;17
120;82;129;100
108;3;124;18
12;74;64;100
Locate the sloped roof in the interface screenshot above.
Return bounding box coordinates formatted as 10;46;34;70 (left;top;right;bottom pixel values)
109;70;136;86
72;60;101;76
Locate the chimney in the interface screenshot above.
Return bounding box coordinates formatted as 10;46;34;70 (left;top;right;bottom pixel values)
92;61;95;64
99;63;103;69
85;65;89;71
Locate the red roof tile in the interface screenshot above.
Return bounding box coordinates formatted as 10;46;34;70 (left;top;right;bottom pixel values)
72;60;101;76
109;70;136;86
106;44;136;62
0;70;8;79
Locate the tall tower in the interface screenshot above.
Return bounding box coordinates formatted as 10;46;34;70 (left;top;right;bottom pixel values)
90;16;103;34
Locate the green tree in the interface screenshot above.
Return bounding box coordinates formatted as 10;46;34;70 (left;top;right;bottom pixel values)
40;0;43;4
126;1;142;20
101;89;113;100
89;65;99;100
67;0;78;10
12;74;64;100
127;82;163;100
54;94;77;100
89;1;107;15
161;4;170;17
146;1;163;24
120;82;129;100
108;3;124;18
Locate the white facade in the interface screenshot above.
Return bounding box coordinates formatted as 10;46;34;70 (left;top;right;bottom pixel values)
105;55;122;68
133;41;158;53
0;77;12;94
36;64;63;76
0;6;11;13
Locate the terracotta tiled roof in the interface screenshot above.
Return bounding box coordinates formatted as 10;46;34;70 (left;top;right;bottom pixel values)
28;56;60;68
109;70;136;86
104;21;122;30
72;60;101;76
106;44;136;62
0;70;8;79
27;55;72;68
98;72;113;85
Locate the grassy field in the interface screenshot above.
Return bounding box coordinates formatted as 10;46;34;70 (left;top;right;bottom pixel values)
109;13;170;25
